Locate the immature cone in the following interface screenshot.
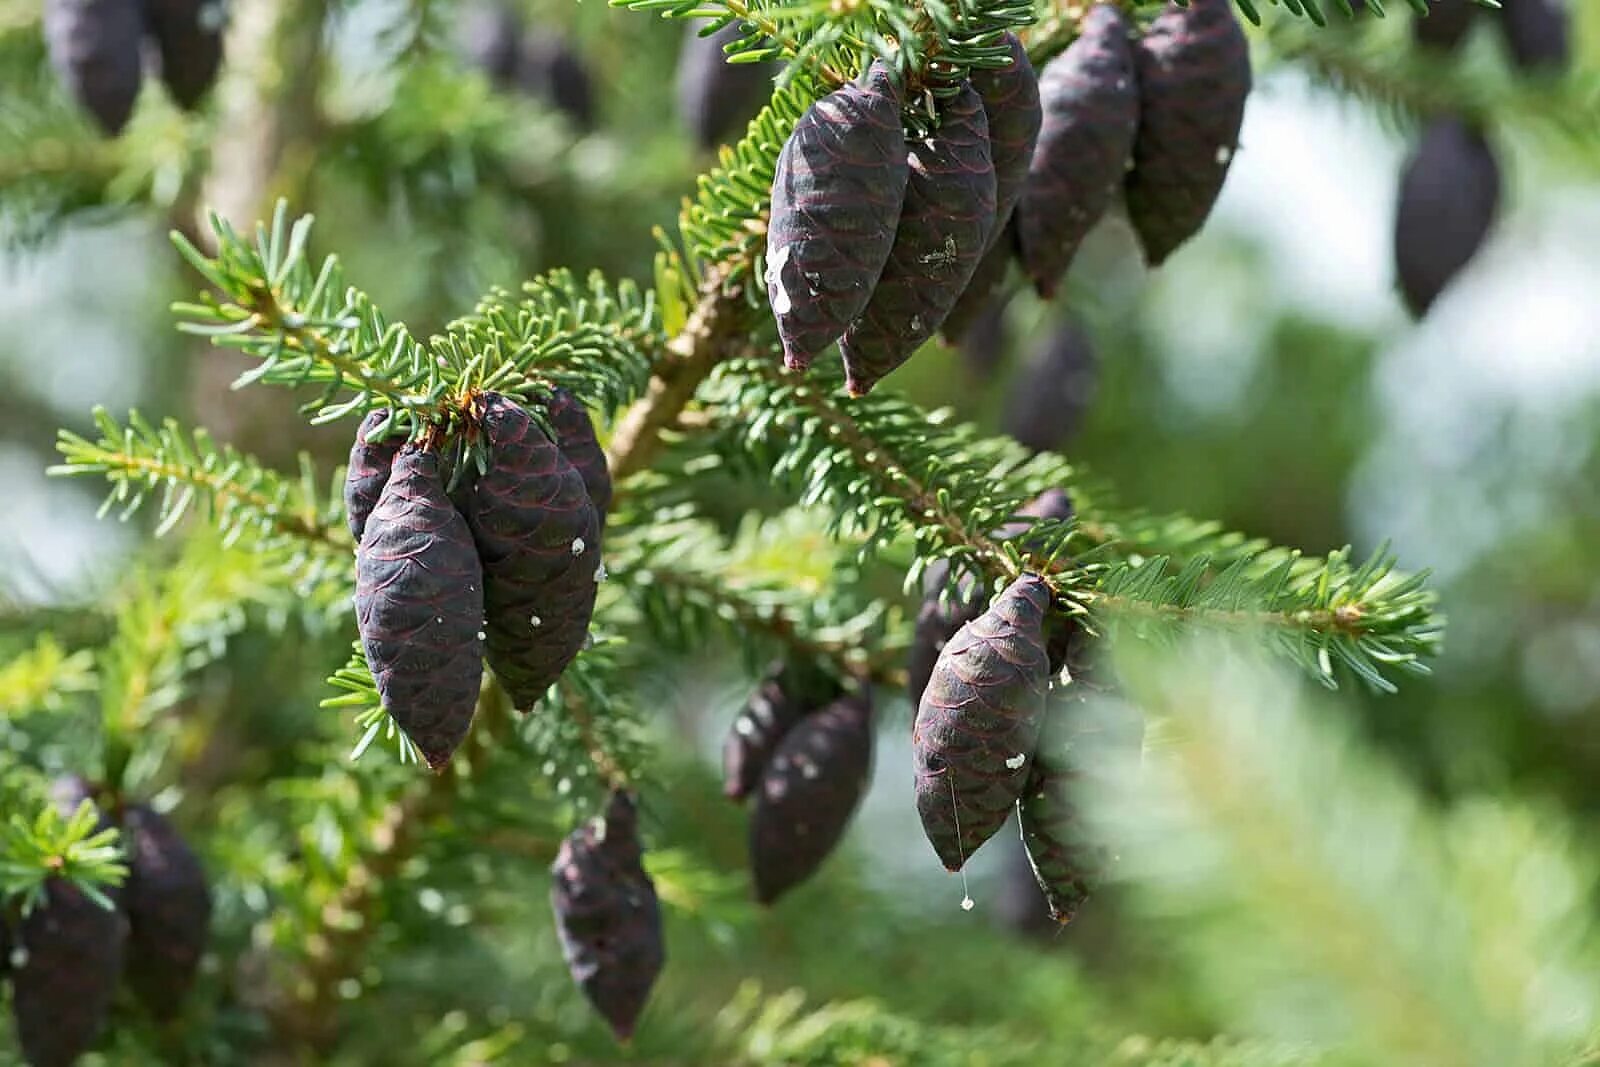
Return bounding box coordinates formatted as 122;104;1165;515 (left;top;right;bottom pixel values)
11;878;127;1067
1498;0;1568;71
518;33;595;130
723;660;842;802
545;388;613;523
1394;118;1500;317
839;83;997;395
1018;698;1144;924
550;791;664;1041
750;691;874;904
122;804;212;1020
676;21;775;152
144;0;224;110
459;393;601;710
1413;0;1477;51
344;410;403;542
1002;319;1098;454
43;0;144;136
907;491;1075;708
1125;0;1252;268
766;63;908;372
1016;4;1139;299
913;573;1052;870
355;447;485;769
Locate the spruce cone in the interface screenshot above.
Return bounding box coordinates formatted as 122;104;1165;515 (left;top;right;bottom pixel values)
545;387;613;523
1018;699;1144;924
550;791;664;1042
1016;4;1139;299
908;491;1074;708
43;0;144;136
839;83;997;395
1498;0;1568;71
952;284;1008;377
913;573;1052;870
766;63;908;372
344;410;403;542
1002;318;1098;454
144;0;223;110
355;447;485;769
676;21;775;151
1413;0;1477;51
971;33;1042;232
1394;118;1500;317
723;660;842;802
750;691;874;904
11;878;126;1067
122;804;212;1020
459;393;601;711
1125;0;1251;268
518;33;595;130
460;2;522;86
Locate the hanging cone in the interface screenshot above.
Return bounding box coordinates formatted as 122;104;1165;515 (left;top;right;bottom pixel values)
355;447;485;769
344;409;403;542
838;83;997;395
550;791;665;1042
458;393;601;710
1497;0;1568;71
460;1;522;86
971;32;1042;230
913;573;1052;870
723;660;842;802
951;279;1009;377
1016;3;1139;298
1413;0;1477;51
1125;0;1252;268
939;220;1015;347
1001;318;1098;454
749;691;874;904
43;0;144;136
767;63;909;372
122;804;212;1020
144;0;224;110
518;33;595;129
544;387;613;524
11;878;126;1067
676;20;776;152
1018;698;1144;924
1393;118;1500;317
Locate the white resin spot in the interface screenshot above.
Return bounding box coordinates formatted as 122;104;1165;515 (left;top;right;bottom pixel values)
1005;753;1026;770
476;631;486;641
529;614;543;627
593;562;608;583
767;245;794;315
1216;145;1233;165
571;538;585;556
960;895;975;911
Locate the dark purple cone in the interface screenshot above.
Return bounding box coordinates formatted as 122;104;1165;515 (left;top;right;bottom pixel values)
954;289;1008;378
766;64;908;372
1413;0;1477;50
994;826;1060;940
913;573;1052;870
839;84;997;395
460;2;522;86
723;660;842;802
345;410;403;542
1394;118;1500;317
1016;4;1139;299
459;394;600;711
550;791;664;1042
971;33;1042;233
43;0;143;136
355;448;485;770
1498;0;1568;71
1002;318;1098;454
144;0;223;110
940;221;1014;347
122;804;212;1020
518;34;595;130
750;692;874;904
12;878;126;1067
676;21;776;152
545;388;613;523
1125;0;1252;268
907;491;1074;709
1018;698;1144;924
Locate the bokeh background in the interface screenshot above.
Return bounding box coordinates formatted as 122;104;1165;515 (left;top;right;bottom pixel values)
2;0;1600;1063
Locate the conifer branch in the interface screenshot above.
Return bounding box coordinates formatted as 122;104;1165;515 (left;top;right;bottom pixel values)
0;635;96;720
